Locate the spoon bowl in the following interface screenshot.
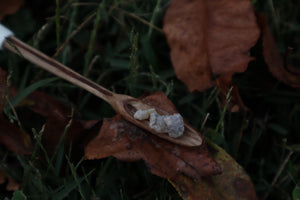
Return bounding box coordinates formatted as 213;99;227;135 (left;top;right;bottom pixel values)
2;34;203;147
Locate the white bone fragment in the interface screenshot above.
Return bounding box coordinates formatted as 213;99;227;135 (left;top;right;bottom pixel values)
149;113;167;133
163;114;184;138
149;113;184;138
134;108;185;138
133;108;157;120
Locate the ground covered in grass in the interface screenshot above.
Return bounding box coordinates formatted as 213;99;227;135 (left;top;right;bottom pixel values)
0;0;300;199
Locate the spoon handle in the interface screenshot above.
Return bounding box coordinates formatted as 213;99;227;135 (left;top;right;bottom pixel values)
3;36;116;104
2;36;203;147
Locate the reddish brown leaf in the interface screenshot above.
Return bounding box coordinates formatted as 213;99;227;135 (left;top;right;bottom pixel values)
85;91;257;198
169;140;257;200
163;0;260;111
0;115;31;154
0;170;4;184
42;114;100;157
0;68;7;110
25;91;100;158
0;68;17;111
85;91;221;181
0;0;24;20
26;91;72;121
257;13;300;88
0;66;97;157
163;0;259;91
216;75;248;112
6;176;20;191
0;169;20;191
0;68;31;155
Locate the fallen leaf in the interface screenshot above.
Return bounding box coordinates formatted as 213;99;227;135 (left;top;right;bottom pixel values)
0;68;17;110
25;91;100;158
0;67;31;154
85;116;221;180
163;0;260;111
85;91;257;198
163;0;260;91
26;91;73;121
85;91;221;182
170;139;257;200
257;13;300;88
42;114;100;158
0;65;98;158
216;75;248;112
0;115;31;154
0;0;24;20
6;175;20;191
0;169;20;191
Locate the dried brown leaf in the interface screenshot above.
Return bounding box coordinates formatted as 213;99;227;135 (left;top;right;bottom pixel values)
26;91;72;120
6;176;20;191
169;140;257;200
216;75;248;112
0;68;31;154
42;115;100;157
0;68;17;111
0;0;24;20
0;169;20;191
163;0;260;111
85;91;221;181
163;0;259;91
257;13;300;88
25;91;100;157
0;115;31;154
85;91;257;198
0;67;99;157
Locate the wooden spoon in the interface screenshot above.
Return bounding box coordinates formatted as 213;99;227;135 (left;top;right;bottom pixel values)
2;36;202;147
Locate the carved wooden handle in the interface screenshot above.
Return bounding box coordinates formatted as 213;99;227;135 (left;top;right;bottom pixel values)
3;36;114;103
2;36;203;147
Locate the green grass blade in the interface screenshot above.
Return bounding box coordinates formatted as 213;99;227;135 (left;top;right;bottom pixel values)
6;77;58;109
